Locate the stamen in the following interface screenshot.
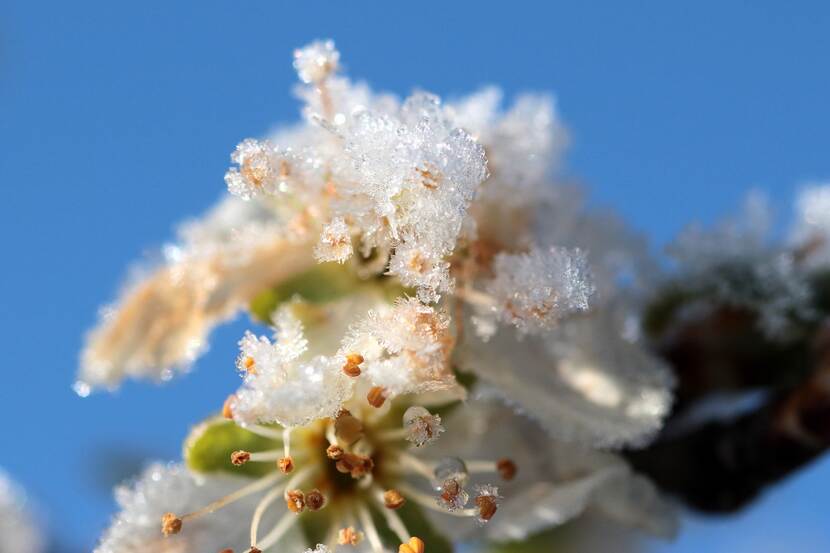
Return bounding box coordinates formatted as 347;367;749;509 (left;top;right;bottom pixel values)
472;484;502;523
399;537;425;553
306;489;326;511
160;512;182;536
374;488;410;543
178;470;283;525
496;458;517;481
335;410;364;445
249;483;289;547
222;395;235;419
250;466;312;548
326;444;345;460
367;386;387;408
357;504;384;553
243;356;257;374
231;451;251;466
342;353;364;377
383;489;406;510
285;489;306;513
278;456;295;474
326;420;338;446
283;428;292;458
335;453;374;479
338;526;364;546
396;453;435;480
396;483;478;518
402;406;444;447
256;509;301;551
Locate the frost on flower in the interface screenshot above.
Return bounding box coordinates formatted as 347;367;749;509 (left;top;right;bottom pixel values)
293;40;339;84
314;217;353;263
339;297;460;397
95;463;300;553
328;92;488;302
231;307;351;427
0;471;43;553
85;39;684;553
78;196;316;392
403;405;445;447
478;245;595;337
460;305;674;449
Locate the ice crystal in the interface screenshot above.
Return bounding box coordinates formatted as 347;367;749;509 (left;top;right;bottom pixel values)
334;93;488;301
314;217;353;263
293;40;340;84
403;405;445;447
482;246;595;337
339;298;459;396
231;307;351;427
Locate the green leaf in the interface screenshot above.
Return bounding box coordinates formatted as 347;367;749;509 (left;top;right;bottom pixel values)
373;501;454;553
183;417;280;478
249;262;364;323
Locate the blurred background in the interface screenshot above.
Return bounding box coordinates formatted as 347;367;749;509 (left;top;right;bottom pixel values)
1;1;829;551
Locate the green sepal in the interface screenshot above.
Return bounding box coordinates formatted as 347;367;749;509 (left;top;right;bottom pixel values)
373;501;454;553
249;262;364;323
183;417;280;478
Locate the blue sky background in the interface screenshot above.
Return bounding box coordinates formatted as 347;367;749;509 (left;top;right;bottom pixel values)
1;1;829;551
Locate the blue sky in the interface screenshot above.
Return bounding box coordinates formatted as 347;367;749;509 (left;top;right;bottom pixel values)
1;1;829;550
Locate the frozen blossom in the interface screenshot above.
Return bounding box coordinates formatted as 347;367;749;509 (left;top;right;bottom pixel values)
84;39;683;553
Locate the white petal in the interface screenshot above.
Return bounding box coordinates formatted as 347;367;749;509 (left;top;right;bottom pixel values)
486;469;624;542
94;463;304;553
460;310;674;449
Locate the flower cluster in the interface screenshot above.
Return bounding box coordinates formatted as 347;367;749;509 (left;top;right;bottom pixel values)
84;40;678;553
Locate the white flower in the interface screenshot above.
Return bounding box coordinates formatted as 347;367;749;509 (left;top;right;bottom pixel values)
0;471;44;553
